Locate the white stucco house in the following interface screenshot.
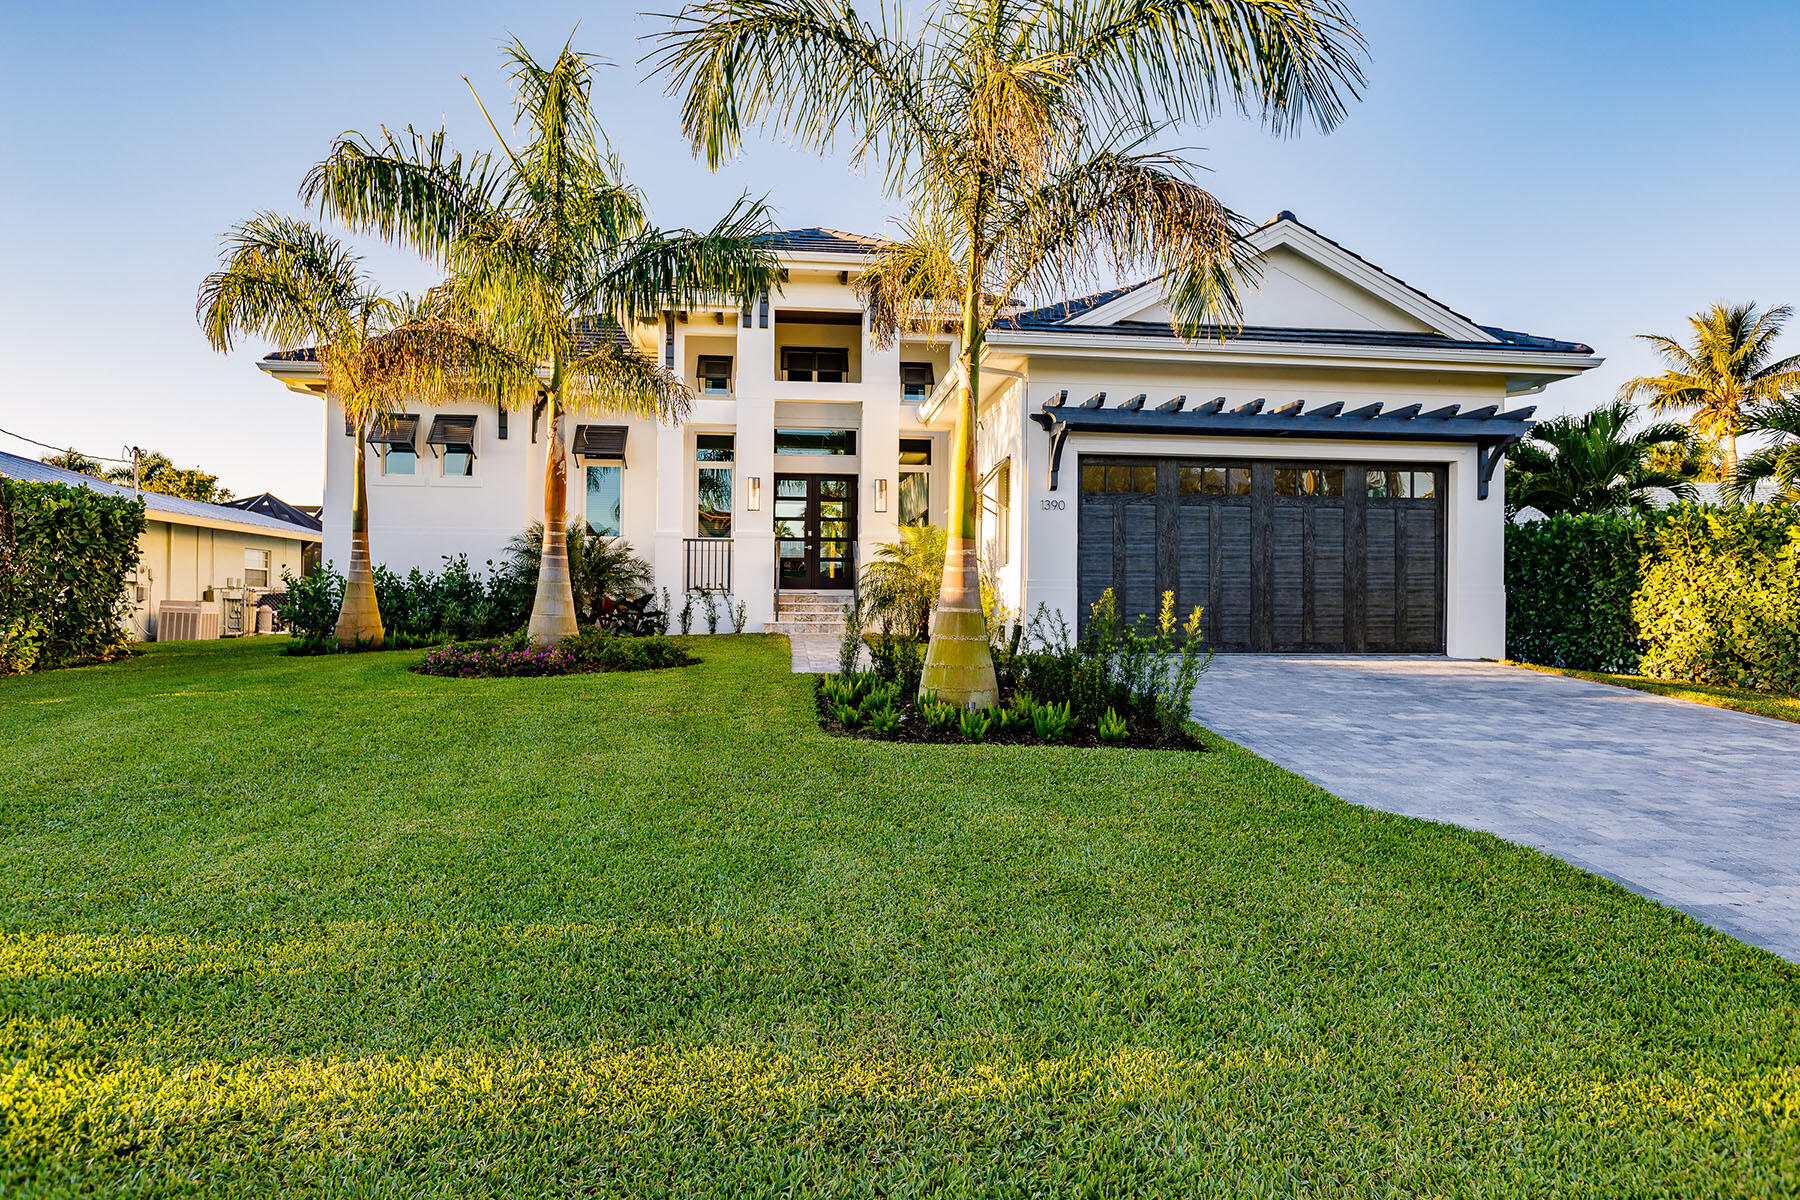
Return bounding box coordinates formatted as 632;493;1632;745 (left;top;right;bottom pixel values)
0;450;322;641
257;214;1599;658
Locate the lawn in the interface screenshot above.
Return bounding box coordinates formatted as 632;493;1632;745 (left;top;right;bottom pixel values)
1508;660;1800;725
1;638;1796;1197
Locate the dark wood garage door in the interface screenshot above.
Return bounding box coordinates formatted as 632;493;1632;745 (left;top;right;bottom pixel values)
1077;456;1444;653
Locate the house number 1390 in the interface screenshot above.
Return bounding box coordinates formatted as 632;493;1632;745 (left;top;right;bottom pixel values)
1039;498;1066;510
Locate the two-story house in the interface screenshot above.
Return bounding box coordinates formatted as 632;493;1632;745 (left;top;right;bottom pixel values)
257;215;1600;657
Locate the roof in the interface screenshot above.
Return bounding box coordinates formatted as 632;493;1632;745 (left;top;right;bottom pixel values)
759;227;891;256
991;210;1594;356
0;450;321;540
221;492;323;531
262;321;634;368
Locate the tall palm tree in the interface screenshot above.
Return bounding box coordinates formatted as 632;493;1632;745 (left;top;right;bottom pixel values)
1505;398;1700;517
303;38;782;644
653;0;1366;706
1727;398;1800;503
1620;302;1800;476
198;216;462;647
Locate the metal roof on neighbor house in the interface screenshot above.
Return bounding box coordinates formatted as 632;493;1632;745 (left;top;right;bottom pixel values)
221;492;323;531
0;450;321;539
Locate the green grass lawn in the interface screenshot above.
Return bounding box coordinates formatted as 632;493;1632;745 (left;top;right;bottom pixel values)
2;638;1796;1197
1508;661;1800;724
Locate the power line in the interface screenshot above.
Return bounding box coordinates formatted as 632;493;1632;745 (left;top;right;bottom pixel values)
0;425;136;465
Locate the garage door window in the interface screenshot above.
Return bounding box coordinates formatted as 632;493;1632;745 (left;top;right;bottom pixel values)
1367;469;1435;499
1274;467;1346;497
1081;463;1156;493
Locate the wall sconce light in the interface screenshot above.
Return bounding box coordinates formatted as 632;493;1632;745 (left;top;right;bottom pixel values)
746;476;762;511
873;478;889;513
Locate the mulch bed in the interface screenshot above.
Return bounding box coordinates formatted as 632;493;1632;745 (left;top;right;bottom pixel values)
813;679;1208;751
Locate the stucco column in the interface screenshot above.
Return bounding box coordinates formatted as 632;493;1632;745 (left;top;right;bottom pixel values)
859;336;903;567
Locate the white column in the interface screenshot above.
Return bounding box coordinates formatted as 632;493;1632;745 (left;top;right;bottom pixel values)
735;304;778;629
860;336;903;564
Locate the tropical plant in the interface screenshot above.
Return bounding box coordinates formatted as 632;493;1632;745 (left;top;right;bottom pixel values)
504;523;651;625
1620;302;1800;475
108;452;233;503
1505;398;1700;517
654;0;1366;706
858;522;946;640
1727;397;1800;503
197;215;454;647
303;37;782;644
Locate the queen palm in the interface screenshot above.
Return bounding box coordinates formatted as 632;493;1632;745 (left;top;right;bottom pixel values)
197;215;453;647
1620;303;1800;476
654;0;1365;706
303;38;781;644
1504;398;1699;517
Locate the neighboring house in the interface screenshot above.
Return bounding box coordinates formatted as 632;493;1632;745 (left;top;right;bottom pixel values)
223;492;324;573
0;450;323;641
257;216;1599;657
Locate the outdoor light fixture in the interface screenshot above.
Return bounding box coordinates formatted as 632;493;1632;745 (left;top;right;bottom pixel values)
873;478;889;513
746;476;762;511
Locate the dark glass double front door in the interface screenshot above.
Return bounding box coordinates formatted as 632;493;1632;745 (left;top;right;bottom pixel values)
775;474;857;589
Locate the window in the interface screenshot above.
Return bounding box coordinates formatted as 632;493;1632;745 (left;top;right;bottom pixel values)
380;444;416;476
1274;468;1346;497
697;355;733;395
899;438;932;525
774;428;856;456
442;449;474;477
244;548;271;590
696;434;734;538
370;414;419;476
780;346;850;382
901;362;935;401
1367;469;1436;499
980;460;1011;566
585;465;621;537
426;414;478;476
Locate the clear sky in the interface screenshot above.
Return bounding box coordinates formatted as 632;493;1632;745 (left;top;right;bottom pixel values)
2;0;1796;503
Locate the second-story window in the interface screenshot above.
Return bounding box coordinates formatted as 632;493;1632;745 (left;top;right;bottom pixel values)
697;355;733;395
901;362;935;401
696;433;734;538
781;346;849;382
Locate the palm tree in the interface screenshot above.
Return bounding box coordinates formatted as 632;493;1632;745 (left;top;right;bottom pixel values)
504;522;654;623
1620;303;1800;475
1505;398;1700;517
653;0;1366;706
1727;398;1800;503
859;522;947;640
198;215;459;647
303;38;782;644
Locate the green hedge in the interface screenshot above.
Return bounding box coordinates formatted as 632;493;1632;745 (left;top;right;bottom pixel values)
1505;512;1650;673
0;478;146;673
1507;504;1800;693
1634;507;1800;693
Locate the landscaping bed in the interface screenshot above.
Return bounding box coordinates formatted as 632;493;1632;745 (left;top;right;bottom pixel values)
415;628;695;678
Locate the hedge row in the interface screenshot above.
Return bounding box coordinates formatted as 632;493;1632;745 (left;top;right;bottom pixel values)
1;478;146;673
1506;505;1800;693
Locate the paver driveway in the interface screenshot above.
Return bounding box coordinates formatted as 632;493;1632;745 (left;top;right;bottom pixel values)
1189;657;1800;961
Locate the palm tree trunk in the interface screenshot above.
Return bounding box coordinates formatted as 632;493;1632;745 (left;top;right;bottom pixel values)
527;390;580;646
919;277;999;709
1725;430;1739;480
334;428;384;648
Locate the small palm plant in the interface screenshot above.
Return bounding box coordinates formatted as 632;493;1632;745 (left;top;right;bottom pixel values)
858;523;947;641
1506;399;1701;517
197;216;469;647
653;0;1366;707
1620;303;1800;475
504;523;652;625
304;37;782;644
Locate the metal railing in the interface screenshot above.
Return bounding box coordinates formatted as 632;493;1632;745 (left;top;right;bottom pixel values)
683;537;732;594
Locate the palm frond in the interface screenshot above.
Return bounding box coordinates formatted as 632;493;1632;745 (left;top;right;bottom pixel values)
303;127;502;263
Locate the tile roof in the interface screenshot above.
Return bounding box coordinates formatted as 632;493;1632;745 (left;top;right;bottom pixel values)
0;450;321;538
759;227;891;256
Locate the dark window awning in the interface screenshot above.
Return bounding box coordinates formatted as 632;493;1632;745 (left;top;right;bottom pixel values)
366;414;418;447
901;362;936;388
573;424;629;459
427;415;479;455
1028;391;1538;501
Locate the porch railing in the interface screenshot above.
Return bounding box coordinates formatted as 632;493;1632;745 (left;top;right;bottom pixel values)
684;537;732;594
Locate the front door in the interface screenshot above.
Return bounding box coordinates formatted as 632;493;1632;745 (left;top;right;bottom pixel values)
775;474;857;589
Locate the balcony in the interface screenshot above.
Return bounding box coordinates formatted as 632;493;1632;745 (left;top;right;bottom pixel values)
683;537;732;593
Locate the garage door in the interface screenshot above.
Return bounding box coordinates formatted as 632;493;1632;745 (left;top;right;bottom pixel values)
1077;456;1444;653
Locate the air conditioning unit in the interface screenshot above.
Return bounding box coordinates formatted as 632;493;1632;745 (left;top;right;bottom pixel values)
156;602;221;642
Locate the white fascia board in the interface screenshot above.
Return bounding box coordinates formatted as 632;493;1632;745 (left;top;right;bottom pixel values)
985;327;1602;379
148;509;323;542
1244;222;1498;344
1060;280;1165;327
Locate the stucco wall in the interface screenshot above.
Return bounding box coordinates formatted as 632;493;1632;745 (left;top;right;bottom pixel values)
128;519;314;640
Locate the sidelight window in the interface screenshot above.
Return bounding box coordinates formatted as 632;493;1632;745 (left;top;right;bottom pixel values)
585;465;621;537
695;434;734;537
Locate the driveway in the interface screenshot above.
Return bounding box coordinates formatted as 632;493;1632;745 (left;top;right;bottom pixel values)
1189;657;1800;962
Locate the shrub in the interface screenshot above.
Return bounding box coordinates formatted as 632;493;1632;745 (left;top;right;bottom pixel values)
1030;700;1072;742
0;478;144;672
701;591;721;634
958;707;993;742
504;524;652;625
1098;707;1129;743
837;600;865;676
415;628;694;679
1505;513;1649;673
1633;506;1800;693
1010;589;1209;735
867;632;925;697
919;693;960;730
276;565;343;639
732;601;748;634
559;628;695;672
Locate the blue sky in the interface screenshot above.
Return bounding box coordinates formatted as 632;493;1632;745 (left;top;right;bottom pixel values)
2;0;1796;502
